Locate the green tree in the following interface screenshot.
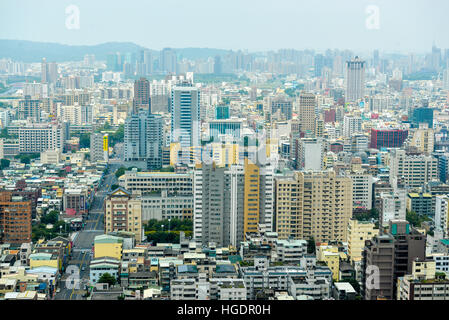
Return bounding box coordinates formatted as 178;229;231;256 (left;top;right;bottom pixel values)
79;133;91;149
406;210;431;228
353;208;379;222
0;158;10;169
0;128;10;138
98;273;117;286
110;124;124;144
115;166;126;178
348;278;361;294
144;218;192;232
307;237;316;254
284;87;297;97
146;231;179;244
20;156;31;164
41;211;59;224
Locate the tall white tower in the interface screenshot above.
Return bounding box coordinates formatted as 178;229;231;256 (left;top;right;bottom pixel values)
345;56;366;102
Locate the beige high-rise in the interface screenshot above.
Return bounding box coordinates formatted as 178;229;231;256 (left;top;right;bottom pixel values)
104;188;142;243
298;93;317;135
275;170;352;242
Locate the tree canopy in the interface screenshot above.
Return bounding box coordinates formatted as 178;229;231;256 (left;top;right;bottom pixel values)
79;133;91;149
98;273;117;286
406;210;431;228
144;218;193;232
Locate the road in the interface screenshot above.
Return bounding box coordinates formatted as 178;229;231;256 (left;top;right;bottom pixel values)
55;162;122;300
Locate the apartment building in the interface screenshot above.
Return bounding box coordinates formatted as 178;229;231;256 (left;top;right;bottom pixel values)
288;277;330;300
104;188;142;243
193;160;275;247
298;93;317;135
63;188;88;216
397;259;449;300
349;173;373;210
347;219;378;264
90;132;108;163
435;195;449;239
273;239;307;264
362;234;395;300
275;170;353;242
428;253;449;273
0;191;32;245
389;149;438;188
410;126;434;155
18;122;65;153
240;257;332;299
170;278;247;300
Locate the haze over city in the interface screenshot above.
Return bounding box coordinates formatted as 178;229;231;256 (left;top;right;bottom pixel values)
1;0;449;53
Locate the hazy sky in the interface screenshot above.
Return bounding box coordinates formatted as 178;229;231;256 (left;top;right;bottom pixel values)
1;0;448;53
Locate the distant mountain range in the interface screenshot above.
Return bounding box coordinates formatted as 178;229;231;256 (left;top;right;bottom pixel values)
0;40;232;63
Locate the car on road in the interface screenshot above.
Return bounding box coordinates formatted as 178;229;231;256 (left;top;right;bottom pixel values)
56;288;61;293
82;266;86;271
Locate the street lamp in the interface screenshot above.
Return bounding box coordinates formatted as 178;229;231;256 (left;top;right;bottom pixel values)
59;225;62;235
168;218;171;232
161;225;164;232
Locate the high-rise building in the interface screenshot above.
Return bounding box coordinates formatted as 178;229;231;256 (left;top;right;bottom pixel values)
444;68;449;91
362;233;395;300
41;58;58;84
389;149;438;189
48;62;58;83
104;188;142;243
133;77;151;113
275;170;353;242
435;195;449;239
345;57;366;102
171;86;201;163
390;220;426;298
18;96;40;122
18;122;65;153
362;220;426;300
106;52;121;71
268;96;293;121
124;111;163;170
193;161;274;247
347;219;378;264
137;49;152;75
350;173;373;210
297;137;324;171
41;58;48;83
314;54;324;77
0;191;32;245
90;132;109;163
379;189;407;226
160;48;177;74
410;107;434;129
410;125;434;155
343;115;362;138
298;93;317;135
370;128;408;149
214;56;222;74
373;50;379;69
